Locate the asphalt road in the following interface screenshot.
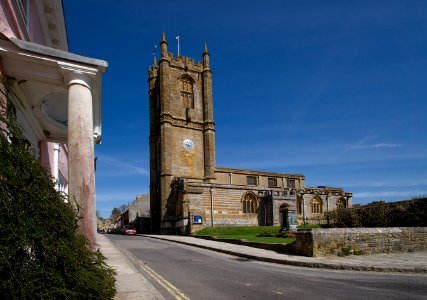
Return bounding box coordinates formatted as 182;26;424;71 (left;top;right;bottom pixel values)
108;234;427;300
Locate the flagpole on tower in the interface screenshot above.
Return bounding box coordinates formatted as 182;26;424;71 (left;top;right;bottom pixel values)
176;35;180;55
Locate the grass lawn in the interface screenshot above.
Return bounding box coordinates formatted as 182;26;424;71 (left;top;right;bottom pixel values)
194;226;295;244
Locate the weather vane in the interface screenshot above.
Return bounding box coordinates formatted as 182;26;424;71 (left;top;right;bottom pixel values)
176;35;180;55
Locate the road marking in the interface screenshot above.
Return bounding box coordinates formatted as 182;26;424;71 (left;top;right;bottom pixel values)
137;262;190;300
118;246;190;300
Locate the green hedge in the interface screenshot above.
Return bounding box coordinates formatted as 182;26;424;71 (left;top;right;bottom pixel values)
334;200;427;228
0;132;116;298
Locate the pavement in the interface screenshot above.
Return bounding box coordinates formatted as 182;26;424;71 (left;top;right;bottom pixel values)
97;233;427;299
97;234;164;299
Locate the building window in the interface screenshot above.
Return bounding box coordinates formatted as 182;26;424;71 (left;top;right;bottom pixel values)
242;193;258;213
179;76;194;109
268;178;277;188
247;176;257;186
297;197;303;215
57;172;67;194
287;179;296;189
311;196;323;214
337;197;347;209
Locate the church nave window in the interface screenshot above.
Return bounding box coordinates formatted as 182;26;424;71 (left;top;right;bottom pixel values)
268;177;277;188
242;193;258;214
311;196;323;214
246;176;257;186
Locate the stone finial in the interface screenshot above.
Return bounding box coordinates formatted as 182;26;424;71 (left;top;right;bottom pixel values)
202;42;210;70
152;55;157;67
161;32;167;43
160;33;168;58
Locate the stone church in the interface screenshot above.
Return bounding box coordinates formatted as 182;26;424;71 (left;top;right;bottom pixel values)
148;33;352;234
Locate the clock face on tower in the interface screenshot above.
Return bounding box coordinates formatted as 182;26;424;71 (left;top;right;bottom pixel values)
182;139;194;151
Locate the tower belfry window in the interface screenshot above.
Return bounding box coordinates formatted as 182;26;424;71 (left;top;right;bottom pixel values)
180;77;194;109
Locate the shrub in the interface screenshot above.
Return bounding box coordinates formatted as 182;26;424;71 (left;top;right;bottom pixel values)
335;200;427;228
0;127;116;298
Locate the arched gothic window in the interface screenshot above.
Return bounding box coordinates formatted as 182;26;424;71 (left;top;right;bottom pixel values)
179;76;194;109
297;196;303;215
336;197;347;209
311;196;323;214
242;192;258;214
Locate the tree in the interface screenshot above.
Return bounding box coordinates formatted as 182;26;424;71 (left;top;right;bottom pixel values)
119;204;127;213
111;207;121;220
0;87;115;298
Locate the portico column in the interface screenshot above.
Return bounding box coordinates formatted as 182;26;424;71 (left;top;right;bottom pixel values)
66;73;96;249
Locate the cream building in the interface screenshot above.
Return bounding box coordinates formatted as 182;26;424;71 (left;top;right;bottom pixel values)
149;33;351;234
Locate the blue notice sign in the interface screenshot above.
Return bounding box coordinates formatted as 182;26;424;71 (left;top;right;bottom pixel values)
193;215;203;224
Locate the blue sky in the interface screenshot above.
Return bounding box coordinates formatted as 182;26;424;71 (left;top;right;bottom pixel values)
64;0;427;218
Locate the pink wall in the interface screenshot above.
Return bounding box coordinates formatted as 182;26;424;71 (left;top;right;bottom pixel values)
59;144;68;182
1;2;68;191
0;1;25;39
0;0;46;44
28;0;46;45
39;141;68;186
39;141;53;176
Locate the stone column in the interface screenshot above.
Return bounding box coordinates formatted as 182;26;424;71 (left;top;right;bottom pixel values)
66;73;96;249
53;143;60;190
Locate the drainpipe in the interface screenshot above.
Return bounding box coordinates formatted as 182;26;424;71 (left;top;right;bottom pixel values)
210;188;214;226
53;143;60;190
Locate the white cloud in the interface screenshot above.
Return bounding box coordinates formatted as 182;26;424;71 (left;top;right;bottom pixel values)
96;153;149;176
347;135;402;150
96;191;146;203
345;179;427;188
353;190;427;199
349;143;402;150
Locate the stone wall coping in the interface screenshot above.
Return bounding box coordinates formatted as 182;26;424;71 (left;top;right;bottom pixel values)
215;167;304;178
187;181;297;191
299;227;427;234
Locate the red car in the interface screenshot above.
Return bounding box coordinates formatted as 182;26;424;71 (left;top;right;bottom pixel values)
121;225;137;235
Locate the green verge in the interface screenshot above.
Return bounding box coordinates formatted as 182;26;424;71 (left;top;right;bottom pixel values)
194;226;295;244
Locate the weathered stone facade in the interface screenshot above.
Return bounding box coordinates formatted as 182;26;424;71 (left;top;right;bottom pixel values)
148;33;352;234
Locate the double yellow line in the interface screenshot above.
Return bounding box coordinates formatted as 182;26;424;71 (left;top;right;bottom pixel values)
120;246;190;300
137;261;190;300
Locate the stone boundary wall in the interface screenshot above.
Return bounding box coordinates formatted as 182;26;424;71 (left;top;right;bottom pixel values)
295;227;427;257
196;227;427;257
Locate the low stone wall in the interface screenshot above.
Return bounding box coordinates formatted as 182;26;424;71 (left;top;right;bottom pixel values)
295;227;427;257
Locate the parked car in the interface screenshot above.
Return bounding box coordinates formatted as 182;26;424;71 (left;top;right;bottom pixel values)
110;227;122;234
121;225;137;235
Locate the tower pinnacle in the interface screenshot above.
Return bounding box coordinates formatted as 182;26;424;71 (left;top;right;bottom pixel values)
160;33;168;58
202;42;210;70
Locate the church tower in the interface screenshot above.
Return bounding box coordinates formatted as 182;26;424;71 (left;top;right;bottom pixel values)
148;33;216;233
